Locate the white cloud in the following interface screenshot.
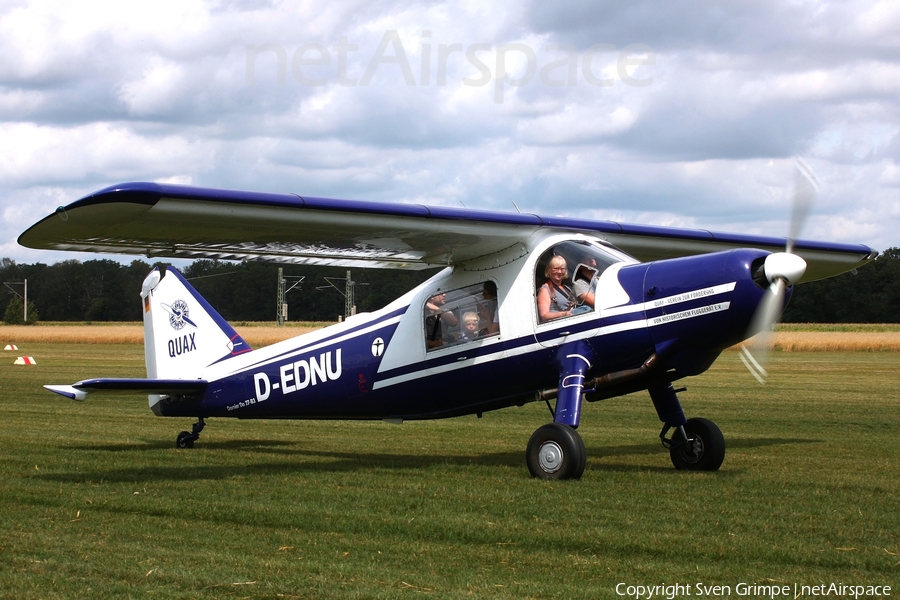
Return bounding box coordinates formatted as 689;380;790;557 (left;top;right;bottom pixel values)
738;62;900;104
520;105;639;145
118;63;190;116
0;122;214;186
1;0;898;267
854;0;900;38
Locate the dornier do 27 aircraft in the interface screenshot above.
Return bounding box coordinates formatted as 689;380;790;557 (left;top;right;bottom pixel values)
19;166;875;479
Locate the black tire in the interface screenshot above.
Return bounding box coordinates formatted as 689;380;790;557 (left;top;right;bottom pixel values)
669;417;725;471
526;423;586;480
176;431;195;449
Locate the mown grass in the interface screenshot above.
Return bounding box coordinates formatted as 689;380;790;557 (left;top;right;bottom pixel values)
5;323;900;350
761;331;900;352
778;323;900;333
0;323;333;347
1;344;898;599
14;321;898;331
20;321;336;328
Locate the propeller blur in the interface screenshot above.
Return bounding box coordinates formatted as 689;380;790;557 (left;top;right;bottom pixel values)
740;162;820;384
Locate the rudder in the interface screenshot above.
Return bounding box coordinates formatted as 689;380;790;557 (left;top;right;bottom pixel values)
141;266;251;380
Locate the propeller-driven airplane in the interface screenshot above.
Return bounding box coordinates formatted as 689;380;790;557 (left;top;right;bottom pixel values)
19;168;875;479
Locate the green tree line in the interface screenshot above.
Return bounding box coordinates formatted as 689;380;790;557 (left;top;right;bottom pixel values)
782;247;900;322
0;257;438;323
1;250;898;323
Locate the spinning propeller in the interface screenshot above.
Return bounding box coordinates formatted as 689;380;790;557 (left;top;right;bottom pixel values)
739;161;817;383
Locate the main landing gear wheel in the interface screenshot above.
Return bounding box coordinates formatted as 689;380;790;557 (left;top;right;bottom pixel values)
526;423;586;480
669;417;725;471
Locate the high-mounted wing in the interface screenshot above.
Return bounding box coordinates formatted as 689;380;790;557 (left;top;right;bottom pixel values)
19;182;875;281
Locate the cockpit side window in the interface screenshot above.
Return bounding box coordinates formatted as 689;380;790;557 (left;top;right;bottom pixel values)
424;281;500;351
535;241;623;323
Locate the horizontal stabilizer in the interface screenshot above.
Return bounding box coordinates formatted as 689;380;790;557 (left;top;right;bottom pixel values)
45;378;207;401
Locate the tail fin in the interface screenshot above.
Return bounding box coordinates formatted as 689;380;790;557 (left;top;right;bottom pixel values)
141;266;251;380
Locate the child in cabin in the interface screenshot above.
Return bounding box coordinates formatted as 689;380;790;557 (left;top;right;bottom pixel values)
457;311;480;343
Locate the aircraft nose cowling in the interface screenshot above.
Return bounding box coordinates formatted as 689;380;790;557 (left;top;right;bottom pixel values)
642;249;777;376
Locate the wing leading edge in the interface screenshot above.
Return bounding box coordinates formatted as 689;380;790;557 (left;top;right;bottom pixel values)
19;181;876;281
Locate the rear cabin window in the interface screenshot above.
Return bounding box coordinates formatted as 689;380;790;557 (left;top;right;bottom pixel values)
424;281;500;351
535;241;624;324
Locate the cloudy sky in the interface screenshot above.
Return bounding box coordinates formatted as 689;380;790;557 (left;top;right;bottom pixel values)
2;0;898;265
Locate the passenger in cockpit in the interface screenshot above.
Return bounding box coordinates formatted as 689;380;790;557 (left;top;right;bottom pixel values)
457;311;480;343
478;281;500;335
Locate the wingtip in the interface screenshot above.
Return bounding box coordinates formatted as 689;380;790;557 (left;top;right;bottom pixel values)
44;385;88;401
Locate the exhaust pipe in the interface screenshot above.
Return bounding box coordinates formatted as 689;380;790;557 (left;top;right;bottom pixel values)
534;353;659;403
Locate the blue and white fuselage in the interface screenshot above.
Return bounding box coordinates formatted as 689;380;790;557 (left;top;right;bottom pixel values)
112;231;773;429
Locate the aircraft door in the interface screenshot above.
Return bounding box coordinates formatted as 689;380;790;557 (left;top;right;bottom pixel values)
417;279;515;406
533;240;622;348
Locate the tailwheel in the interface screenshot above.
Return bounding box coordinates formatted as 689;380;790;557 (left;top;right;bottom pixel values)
526;423;586;480
175;417;205;449
669;417;725;471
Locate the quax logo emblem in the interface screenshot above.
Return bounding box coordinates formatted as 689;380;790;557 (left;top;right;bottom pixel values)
161;300;197;331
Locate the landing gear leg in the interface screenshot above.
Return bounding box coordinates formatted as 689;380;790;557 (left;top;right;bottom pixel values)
176;417;205;449
526;343;592;480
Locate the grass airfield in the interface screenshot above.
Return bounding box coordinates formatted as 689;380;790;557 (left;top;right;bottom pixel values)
1;341;898;599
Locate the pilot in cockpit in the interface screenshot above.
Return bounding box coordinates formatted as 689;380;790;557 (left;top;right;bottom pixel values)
572;254;599;309
424;293;458;348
